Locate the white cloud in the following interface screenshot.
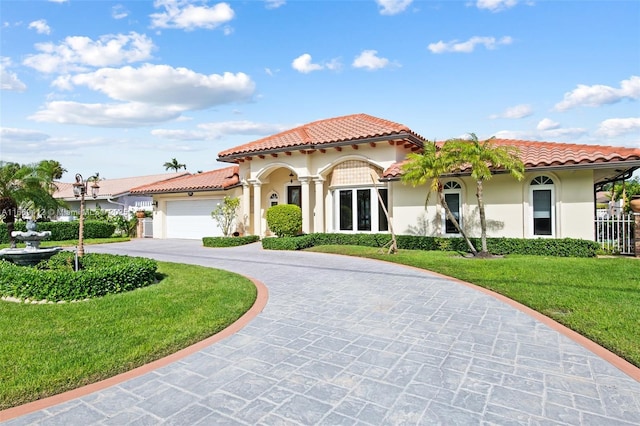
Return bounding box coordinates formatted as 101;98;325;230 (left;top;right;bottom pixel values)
29;101;183;127
493;126;587;142
596;117;640;137
32;64;255;127
112;5;129;20
23;32;155;74
428;36;512;53
150;0;234;31
475;0;518;12
53;64;255;109
554;76;640;111
28;19;51;35
0;127;49;143
292;53;324;73
489;104;532;119
152;120;290;141
265;0;285;9
376;0;413;15
1;57;27;91
352;50;391;70
537;118;560;131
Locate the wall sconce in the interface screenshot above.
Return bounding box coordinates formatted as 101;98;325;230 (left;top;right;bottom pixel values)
187;191;194;196
153;201;158;208
289;172;294;184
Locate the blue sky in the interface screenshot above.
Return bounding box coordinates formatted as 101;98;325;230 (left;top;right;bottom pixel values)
1;0;639;179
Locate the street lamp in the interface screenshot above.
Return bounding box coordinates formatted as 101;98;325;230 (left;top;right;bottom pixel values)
72;173;99;257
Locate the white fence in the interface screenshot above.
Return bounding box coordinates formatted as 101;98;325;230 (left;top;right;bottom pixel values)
595;213;635;255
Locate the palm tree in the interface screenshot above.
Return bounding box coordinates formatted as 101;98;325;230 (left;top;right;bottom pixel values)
0;162;58;247
401;141;479;256
163;158;186;172
444;134;525;256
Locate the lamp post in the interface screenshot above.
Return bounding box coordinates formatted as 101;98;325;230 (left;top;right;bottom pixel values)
72;173;99;257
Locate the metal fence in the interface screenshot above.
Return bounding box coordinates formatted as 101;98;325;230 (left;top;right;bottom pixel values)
595;213;635;255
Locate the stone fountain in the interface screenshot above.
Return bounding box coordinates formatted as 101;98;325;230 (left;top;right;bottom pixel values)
0;221;63;266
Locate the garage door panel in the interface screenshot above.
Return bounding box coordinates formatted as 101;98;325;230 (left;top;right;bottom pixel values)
166;199;222;239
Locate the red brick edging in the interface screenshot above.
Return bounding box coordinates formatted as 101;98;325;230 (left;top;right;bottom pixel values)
0;278;269;423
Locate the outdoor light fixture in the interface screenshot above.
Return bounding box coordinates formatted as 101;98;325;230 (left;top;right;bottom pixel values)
73;173;99;257
187;191;194;196
289;172;294;184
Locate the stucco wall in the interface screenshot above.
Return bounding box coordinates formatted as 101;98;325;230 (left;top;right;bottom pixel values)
390;169;595;240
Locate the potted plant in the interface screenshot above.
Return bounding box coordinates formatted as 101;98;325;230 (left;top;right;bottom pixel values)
630;195;640;213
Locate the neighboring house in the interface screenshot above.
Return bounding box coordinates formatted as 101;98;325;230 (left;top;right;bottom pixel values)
53;172;189;218
133;113;640;240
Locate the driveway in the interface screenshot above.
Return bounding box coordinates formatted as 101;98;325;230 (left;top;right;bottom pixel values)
3;239;640;425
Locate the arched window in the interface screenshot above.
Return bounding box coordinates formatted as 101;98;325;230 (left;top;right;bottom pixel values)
530;176;555;236
269;192;279;208
443;181;462;234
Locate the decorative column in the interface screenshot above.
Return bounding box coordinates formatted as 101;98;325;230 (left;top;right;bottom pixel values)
242;181;251;235
252;182;262;237
300;178;310;234
313;178;324;233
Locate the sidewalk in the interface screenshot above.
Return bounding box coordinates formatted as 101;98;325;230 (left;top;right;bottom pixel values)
3;239;640;425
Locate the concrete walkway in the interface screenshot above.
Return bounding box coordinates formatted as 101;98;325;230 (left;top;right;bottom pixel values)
2;239;640;425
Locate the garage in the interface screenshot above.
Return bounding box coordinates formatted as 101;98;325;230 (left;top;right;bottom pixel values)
166;199;223;239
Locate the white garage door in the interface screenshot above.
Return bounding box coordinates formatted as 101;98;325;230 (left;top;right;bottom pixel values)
166;199;223;239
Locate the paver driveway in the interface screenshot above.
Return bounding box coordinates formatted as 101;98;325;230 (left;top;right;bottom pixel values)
3;239;640;425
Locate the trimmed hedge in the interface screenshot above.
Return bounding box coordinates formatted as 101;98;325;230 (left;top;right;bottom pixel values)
0;252;158;302
202;235;260;248
0;221;115;243
261;233;600;257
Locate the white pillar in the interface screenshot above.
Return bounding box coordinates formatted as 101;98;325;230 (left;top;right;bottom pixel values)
300;178;310;234
242;181;250;235
314;178;324;233
252;182;262;237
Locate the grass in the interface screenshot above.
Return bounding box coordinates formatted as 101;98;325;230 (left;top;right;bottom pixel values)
306;245;640;368
0;261;257;410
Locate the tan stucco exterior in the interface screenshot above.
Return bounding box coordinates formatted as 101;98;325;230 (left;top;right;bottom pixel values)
216;143;601;241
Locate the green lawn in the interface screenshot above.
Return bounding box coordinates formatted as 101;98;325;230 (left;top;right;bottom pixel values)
0;261;257;410
307;245;640;368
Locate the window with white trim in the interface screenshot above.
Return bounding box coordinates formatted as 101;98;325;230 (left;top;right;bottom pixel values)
530;176;554;236
334;187;388;233
443;181;462;234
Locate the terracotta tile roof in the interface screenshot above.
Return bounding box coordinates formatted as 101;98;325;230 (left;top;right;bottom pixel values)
54;172;190;199
129;166;240;194
382;139;640;179
217;113;425;161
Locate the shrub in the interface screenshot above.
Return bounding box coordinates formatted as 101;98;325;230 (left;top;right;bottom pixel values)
266;204;302;237
0;221;116;243
210;196;240;237
202;235;260;247
0;252;158;302
261;233;600;257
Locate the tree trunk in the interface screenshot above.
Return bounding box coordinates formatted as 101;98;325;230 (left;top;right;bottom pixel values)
439;191;478;255
476;180;489;254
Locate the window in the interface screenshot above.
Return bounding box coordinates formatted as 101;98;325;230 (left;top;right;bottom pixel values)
530;176;554;236
269;192;279;207
443;181;462;234
335;187;388;232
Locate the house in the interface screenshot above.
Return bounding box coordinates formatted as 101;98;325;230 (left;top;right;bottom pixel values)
53;172;189;219
132;113;640;240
